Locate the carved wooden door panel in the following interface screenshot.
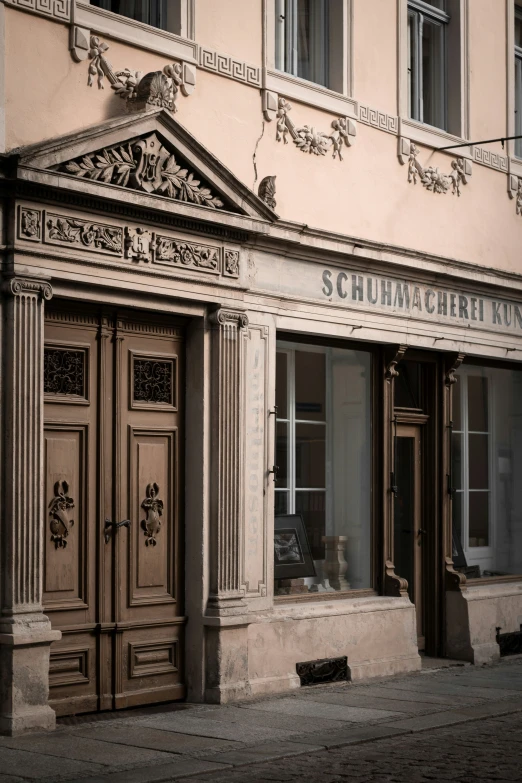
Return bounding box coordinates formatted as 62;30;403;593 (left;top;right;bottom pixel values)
44;309;185;715
112;317;185;708
43;311;102;716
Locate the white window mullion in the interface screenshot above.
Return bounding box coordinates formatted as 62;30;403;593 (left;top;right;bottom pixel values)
289;348;296;515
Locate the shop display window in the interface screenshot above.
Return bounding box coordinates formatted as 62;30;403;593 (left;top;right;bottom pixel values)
274;341;372;595
452;365;522;578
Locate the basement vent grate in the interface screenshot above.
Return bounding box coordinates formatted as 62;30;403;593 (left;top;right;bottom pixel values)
296;656;349;686
496;625;522;657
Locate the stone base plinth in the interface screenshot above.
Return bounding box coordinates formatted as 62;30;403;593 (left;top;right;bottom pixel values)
0;614;61;736
446;582;522;664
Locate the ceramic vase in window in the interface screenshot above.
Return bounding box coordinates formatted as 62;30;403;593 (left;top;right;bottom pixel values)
321;536;350;591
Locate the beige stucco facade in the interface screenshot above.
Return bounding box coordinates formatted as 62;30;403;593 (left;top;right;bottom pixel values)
1;0;522;735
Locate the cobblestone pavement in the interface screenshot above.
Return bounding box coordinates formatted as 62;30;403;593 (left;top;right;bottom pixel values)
182;711;522;783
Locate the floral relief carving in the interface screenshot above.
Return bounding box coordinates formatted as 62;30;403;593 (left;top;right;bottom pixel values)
155;237;219;271
20;209;41;240
46;215;123;254
276;98;355;161
517;180;522;217
140;482;164;547
48;480;75;550
407;143;470;196
61;133;225;209
224;249;240;277
87;35;194;112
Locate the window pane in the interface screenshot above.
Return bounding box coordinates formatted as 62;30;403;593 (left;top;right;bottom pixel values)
395;361;422;409
394;437;415;602
452;432;462;490
295;490;325;560
275;491;289;516
275;422;288;488
90;0;167;28
469;492;489;547
469;434;489;489
422;17;446;129
408;11;420;121
276;352;288;419
453;377;462;430
295;423;325;488
516;14;522;48
453;491;463;544
295;350;326;421
296;0;329;86
425;0;445;9
468;375;488;431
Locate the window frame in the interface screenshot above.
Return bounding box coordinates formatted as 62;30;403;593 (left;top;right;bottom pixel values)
275;0;330;89
89;0;169;31
399;0;469;145
80;0;195;41
407;0;450;130
267;0;353;101
452;369;495;572
515;6;522;157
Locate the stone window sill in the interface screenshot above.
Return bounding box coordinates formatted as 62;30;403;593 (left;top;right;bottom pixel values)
76;2;197;64
265;69;358;119
274;588;377;605
399;116;471;156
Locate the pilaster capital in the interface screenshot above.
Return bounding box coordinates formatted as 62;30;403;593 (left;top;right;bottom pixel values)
209;308;249;329
2;276;53;301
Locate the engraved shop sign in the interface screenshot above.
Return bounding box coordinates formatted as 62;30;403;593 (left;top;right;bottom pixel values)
320;269;522;335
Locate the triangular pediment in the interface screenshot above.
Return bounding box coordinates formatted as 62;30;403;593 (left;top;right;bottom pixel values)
16;109;278;222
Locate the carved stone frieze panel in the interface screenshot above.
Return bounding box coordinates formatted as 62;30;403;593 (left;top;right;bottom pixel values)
223;250;240;278
17;205;241;281
400;139;472;197
58;132;227;210
45;214;123;255
84;35;196;113
125;227;154;263
155;236;220;274
18;207;42;241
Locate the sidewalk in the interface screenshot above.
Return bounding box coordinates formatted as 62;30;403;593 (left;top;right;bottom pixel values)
2;657;522;783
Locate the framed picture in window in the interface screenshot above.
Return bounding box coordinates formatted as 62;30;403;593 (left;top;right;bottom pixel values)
274;514;316;580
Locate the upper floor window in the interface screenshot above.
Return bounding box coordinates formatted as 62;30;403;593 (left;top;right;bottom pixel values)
408;0;449;130
515;7;522;157
275;0;344;91
90;0;169;31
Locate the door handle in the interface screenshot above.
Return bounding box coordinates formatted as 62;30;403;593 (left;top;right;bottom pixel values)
104;518;130;544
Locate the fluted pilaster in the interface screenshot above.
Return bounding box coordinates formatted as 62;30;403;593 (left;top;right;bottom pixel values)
208;308;248;613
0;275;60;736
1;277;52;613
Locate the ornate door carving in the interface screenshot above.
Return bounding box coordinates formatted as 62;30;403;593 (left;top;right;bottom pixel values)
43;308;185;715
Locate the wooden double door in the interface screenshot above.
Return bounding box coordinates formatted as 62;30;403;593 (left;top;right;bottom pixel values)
43;306;185;716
